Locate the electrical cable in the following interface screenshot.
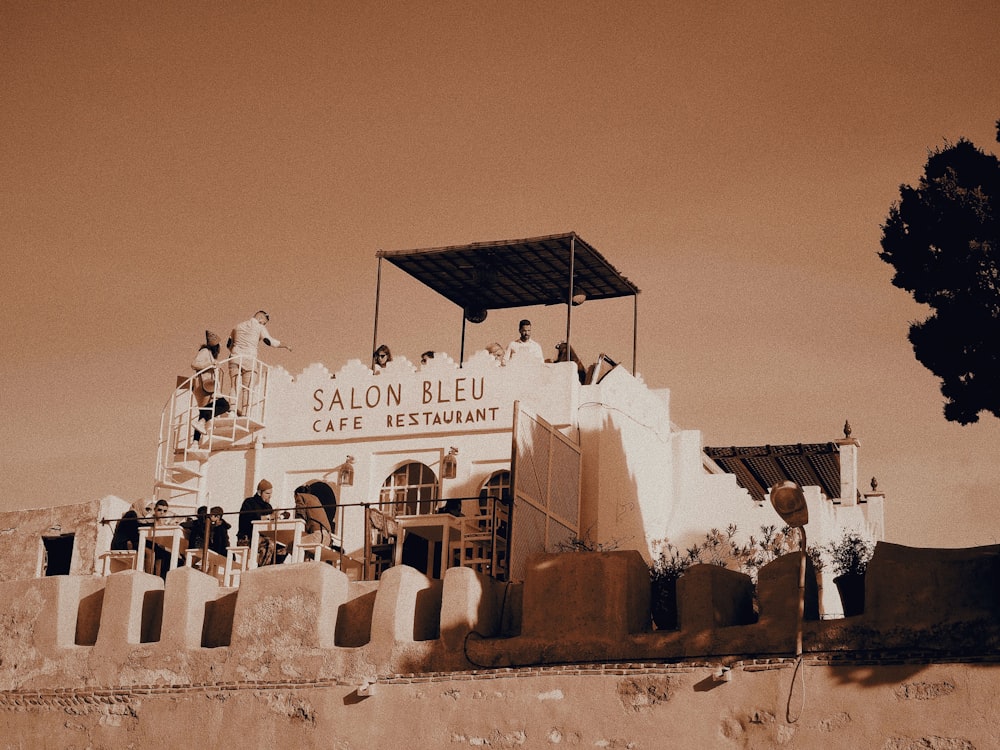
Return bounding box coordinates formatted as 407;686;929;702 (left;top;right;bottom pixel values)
786;655;806;723
463;579;513;669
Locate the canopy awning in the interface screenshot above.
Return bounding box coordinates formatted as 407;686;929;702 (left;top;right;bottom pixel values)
376;232;639;312
373;232;640;370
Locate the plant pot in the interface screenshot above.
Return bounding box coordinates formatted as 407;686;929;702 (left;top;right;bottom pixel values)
833;573;866;617
650;577;678;630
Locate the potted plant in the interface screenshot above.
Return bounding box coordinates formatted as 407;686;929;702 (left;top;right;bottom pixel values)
649;539;701;630
826;531;874;617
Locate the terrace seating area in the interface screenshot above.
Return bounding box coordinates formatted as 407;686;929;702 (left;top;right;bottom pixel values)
100;495;512;586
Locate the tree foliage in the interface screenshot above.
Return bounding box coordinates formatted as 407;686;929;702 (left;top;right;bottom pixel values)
879;122;1000;424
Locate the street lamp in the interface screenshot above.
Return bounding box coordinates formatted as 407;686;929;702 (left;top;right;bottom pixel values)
769;480;808;657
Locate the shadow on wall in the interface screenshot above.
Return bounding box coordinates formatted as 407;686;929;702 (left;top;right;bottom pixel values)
1;542;997;692
578;410;647;558
336;585;378;648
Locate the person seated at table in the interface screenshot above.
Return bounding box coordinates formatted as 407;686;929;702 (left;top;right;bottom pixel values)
110;508;140;551
294;485;333;559
182;506;210;552
208;505;232;557
140;499;180;580
435;498;464;517
238;479;280;565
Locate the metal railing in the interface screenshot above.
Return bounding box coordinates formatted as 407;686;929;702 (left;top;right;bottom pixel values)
154;356;270;498
100;494;511;583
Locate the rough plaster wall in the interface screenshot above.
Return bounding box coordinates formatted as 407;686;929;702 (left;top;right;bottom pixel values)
1;664;997;749
1;546;998;747
0;499;108;582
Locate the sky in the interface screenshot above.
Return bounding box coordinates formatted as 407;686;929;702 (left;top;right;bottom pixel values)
2;1;999;549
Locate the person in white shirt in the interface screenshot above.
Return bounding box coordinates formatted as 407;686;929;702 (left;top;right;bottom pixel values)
228;310;290;415
505;319;544;363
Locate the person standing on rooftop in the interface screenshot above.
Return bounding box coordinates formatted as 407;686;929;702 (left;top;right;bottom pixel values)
228;310;291;416
505;319;544;363
372;344;392;372
191;330;230;445
486;342;506;365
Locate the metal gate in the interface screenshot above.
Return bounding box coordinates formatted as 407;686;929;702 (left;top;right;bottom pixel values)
507;401;581;581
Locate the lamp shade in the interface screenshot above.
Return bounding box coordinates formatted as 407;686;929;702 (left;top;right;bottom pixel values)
441;447;458;479
769;480;808;527
340;456;355;487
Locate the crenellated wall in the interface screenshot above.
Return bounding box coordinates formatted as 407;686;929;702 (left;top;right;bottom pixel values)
3;543;999;687
1;543;997;747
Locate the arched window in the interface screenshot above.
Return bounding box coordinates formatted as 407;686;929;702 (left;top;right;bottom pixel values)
479;470;511;514
475;469;511;580
379;462;438;516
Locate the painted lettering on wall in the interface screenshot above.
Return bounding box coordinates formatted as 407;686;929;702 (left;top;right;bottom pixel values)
311;382;403;411
312;416;364;433
385;407;500;428
309;377;496;434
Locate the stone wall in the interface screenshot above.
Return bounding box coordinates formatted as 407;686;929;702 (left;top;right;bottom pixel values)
2;659;996;749
0;544;997;747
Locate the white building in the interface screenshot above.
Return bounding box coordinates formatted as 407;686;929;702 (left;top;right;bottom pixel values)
140;233;882;616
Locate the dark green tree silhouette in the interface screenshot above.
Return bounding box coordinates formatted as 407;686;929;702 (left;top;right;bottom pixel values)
879;121;1000;424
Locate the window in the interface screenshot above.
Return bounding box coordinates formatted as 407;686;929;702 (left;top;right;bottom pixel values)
41;534;74;576
479;470;511;513
379;462;438;516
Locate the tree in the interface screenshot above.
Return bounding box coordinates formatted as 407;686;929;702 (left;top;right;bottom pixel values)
879;121;1000;424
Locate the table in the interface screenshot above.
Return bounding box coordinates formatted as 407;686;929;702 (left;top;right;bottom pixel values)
393;513;462;578
248;516;305;569
135;524;187;576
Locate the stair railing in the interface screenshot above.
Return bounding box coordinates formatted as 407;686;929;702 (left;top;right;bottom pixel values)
154;356;270;497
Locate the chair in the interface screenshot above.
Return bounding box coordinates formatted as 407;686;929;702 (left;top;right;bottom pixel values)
451;496;508;576
100;549;137;576
187;547;227;582
585;353;618;385
223;546;250;587
298;541;341;564
366;508;398;580
491;497;511;580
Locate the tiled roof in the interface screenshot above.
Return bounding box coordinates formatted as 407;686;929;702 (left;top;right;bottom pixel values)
704;443;842;504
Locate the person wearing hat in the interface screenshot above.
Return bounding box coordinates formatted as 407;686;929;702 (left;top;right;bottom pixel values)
227;311;291;416
238;479;278;565
207;506;232;557
191;330;230;446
